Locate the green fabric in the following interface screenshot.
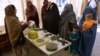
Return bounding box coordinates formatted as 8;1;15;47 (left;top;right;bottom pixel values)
69;32;79;53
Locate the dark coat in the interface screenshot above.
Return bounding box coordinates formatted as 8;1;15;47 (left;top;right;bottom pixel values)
42;3;61;34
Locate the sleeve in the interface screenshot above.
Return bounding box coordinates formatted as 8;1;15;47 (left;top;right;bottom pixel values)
21;23;28;31
69;13;77;24
11;17;22;34
9;17;27;35
26;9;30;18
79;15;85;31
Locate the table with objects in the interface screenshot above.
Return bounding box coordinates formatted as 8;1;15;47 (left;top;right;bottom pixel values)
24;28;71;56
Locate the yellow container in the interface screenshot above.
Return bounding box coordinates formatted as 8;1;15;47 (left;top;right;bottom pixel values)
28;30;38;39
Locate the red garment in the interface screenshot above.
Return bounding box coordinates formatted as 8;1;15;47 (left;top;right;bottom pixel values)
26;1;39;27
41;0;48;19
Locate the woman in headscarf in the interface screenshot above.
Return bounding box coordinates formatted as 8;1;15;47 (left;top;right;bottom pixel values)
41;0;61;34
41;0;49;19
5;5;29;56
79;6;97;56
26;1;39;27
59;4;77;40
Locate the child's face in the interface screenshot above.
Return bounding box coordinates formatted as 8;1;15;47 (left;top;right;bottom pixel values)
85;13;93;20
73;28;77;32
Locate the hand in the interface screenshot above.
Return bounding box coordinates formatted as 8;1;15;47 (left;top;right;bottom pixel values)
25;21;30;26
21;21;30;26
28;20;35;27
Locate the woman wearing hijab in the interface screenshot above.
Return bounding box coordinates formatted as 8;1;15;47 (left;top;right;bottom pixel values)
41;0;61;34
41;0;49;19
59;4;77;40
26;1;39;27
79;6;97;56
5;5;29;56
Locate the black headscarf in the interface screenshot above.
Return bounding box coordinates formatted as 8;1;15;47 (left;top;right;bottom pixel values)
42;3;61;34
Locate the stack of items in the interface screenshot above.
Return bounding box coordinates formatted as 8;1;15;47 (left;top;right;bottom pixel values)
28;27;60;51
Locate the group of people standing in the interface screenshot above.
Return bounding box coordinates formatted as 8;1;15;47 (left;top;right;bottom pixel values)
4;0;61;56
3;0;100;56
26;0;61;34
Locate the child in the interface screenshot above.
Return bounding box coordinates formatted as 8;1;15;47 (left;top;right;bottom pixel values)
82;13;98;31
69;25;79;56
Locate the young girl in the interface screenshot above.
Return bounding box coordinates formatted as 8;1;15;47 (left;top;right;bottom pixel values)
69;25;79;56
82;13;98;31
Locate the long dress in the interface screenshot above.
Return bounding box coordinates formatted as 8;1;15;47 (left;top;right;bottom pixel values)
26;1;39;27
42;3;61;34
69;32;79;53
59;4;77;40
79;6;97;56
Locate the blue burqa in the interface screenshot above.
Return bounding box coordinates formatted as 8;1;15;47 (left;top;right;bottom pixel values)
79;6;97;56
